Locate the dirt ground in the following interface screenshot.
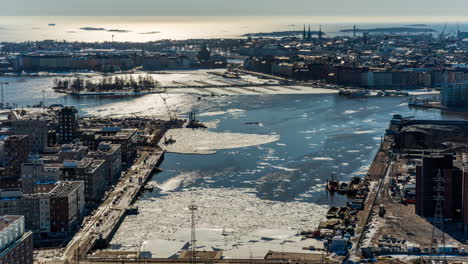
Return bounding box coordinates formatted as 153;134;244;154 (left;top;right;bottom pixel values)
367;151;389;181
371;161;466;250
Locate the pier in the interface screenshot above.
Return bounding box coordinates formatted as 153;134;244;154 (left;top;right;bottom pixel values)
61;149;165;262
76;258;338;264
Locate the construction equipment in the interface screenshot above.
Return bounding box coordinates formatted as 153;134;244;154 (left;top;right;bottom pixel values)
378;204;386;217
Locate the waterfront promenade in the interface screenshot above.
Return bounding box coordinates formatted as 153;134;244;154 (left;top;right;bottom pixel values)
61;149;165;263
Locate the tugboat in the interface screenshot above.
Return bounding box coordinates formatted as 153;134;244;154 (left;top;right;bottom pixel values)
326;173;339;192
347;176;362;196
186;112;207;129
338;182;349;194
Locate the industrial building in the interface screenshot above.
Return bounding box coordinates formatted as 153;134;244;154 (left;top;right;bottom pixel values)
416;153;468;231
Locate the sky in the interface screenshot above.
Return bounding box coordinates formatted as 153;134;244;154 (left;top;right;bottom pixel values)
2;0;468;16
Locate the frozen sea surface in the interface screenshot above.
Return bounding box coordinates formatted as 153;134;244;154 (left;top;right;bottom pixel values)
4;75;461;255
162;128;279;154
111;188;327;257
108;92;468;254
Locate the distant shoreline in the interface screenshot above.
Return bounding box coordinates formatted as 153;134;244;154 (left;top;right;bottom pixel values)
340;27;436;33
243;30;324;37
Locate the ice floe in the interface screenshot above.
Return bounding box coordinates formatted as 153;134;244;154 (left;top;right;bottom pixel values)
161;128;279;154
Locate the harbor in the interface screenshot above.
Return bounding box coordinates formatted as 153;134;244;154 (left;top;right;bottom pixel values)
6;81;465;264
3;3;468;263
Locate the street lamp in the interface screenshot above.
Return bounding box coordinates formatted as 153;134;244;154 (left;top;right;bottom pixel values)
0;82;8;108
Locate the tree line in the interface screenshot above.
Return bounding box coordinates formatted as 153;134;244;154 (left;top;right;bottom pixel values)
53;75;160;92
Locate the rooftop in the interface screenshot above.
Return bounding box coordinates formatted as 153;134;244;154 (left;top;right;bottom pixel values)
0;215;22;233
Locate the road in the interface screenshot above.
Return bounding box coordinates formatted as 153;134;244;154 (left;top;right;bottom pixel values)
61;150;164;263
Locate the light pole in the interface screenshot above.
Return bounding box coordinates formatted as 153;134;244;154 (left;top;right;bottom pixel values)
0;82;8;109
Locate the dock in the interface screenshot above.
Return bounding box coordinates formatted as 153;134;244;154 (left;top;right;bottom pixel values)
75;258;338;264
61;149;165;262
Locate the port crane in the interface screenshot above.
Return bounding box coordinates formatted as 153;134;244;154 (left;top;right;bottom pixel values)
157;93;178;122
439;23;448;41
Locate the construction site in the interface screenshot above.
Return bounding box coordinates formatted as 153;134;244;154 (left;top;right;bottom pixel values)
347;116;468;262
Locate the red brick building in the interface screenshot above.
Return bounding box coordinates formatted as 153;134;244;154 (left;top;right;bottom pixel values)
416;153;468;231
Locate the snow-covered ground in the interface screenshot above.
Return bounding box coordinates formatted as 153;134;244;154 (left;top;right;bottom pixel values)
161;128;280;154
166;86;338;96
110;188;328;258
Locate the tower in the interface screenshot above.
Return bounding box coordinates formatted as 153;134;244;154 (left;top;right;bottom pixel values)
189;203;198;263
353;25;356;38
430;168;446;260
318;24;323;40
302;25;306;39
307;25;312;40
58;106;79;144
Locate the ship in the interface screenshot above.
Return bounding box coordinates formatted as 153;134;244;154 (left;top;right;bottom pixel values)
186;111;207;129
326;173;339;192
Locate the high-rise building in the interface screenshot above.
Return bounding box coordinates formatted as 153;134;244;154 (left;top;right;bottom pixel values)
0;215;33;264
11;119;48;153
81;127;138;165
61;158;109;207
57;144;88;162
20;159;45;194
0;181;85;235
0;135;29;180
88;142;122;184
58;106;79;144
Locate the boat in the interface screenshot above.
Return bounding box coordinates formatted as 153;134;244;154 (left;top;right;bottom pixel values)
337;207;350;219
347;176;362;195
326;206;339;219
326;173;339;192
223;72;241;78
338;182;349;194
186;112;207;129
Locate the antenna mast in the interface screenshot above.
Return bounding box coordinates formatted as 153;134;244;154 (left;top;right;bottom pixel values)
189;203;198;264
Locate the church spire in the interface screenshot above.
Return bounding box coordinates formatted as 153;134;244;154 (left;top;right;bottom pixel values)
319;24;323;40
303;25;306;39
307;25;312;40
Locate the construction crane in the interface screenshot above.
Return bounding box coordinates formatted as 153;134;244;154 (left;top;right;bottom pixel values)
439;23;448;41
157;93;177;122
